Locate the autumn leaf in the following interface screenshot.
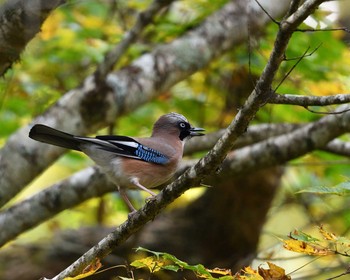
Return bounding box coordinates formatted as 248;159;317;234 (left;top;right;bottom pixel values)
258;262;291;280
130;256;164;273
64;258;102;280
241;266;264;280
283;239;334;256
318;225;338;241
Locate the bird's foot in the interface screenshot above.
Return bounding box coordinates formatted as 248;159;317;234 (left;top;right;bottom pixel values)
127;210;138;219
145;194;157;203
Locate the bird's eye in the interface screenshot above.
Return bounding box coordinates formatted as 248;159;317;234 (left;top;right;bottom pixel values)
179;122;186;128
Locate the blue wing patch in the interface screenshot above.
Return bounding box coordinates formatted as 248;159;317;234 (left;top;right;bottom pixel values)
82;135;170;165
135;144;169;164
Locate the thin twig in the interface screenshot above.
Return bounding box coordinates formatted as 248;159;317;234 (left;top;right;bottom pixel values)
325;266;350;280
304;106;350;115
296;27;350;33
274;46;311;92
253;0;279;25
284;43;321;61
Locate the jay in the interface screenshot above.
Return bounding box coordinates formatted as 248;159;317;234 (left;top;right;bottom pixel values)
29;113;205;212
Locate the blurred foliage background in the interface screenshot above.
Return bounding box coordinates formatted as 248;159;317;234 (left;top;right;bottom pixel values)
1;0;350;279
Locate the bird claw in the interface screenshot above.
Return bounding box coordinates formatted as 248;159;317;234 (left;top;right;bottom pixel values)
127;210;137;219
145;194;157;203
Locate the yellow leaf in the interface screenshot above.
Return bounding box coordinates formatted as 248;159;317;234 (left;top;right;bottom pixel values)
130;256;164;273
207;267;232;276
318;225;338;241
241;266;264;280
258;262;291;280
64;258;102;280
283;240;333;256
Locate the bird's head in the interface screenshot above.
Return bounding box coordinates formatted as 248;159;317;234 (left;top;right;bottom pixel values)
152;112;205;141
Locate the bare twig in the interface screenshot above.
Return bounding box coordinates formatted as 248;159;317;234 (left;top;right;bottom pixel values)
283;43;321;61
325;266;350;280
296;27;350;33
304;106;350;115
274;46;311;91
253;0;280;25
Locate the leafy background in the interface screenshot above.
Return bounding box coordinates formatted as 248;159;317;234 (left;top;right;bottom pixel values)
1;0;350;279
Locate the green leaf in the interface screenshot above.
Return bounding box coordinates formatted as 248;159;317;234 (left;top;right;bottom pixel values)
162;265;180;272
298;181;350;196
290;229;320;243
133;247;233;279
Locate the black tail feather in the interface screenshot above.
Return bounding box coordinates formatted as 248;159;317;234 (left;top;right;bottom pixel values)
29;124;82;151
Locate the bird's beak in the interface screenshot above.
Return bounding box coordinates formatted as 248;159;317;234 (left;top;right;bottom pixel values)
189;127;205;137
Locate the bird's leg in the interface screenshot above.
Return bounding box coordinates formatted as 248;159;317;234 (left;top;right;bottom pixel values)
131;178;157;196
117;186;137;214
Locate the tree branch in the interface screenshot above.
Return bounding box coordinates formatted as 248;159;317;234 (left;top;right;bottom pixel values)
0;0;65;76
270;92;350;106
94;0;174;81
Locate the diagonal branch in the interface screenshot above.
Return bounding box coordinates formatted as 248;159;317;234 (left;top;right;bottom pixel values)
44;0;328;279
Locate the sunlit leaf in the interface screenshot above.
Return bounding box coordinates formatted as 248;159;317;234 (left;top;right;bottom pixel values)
130;256;164;273
134;247;233;279
258;262;291;280
64;258;102;280
283;239;333;256
289;229;319;242
241;266;264;280
318;225;338;241
298;181;350;196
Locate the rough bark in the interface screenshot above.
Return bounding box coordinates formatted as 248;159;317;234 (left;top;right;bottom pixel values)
0;0;65;76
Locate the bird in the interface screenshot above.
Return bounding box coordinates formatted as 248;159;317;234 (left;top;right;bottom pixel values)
29;112;205;213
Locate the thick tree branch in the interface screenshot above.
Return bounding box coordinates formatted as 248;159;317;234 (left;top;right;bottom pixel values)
0;0;65;76
42;1;328;278
0;0;291;208
270;92;350;106
94;0;174;81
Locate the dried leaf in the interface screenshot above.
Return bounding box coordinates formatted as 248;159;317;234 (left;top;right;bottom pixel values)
64;258;102;280
241;266;264;280
283;239;333;256
318;225;338;241
207;267;232;276
258;262;291;280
